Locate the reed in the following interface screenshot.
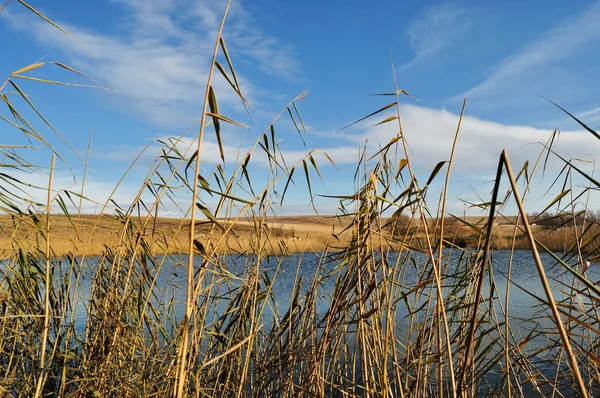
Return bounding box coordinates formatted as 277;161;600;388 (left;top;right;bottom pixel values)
0;2;599;397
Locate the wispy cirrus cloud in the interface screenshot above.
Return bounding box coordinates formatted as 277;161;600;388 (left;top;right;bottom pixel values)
458;1;600;104
577;106;600;119
402;3;471;69
3;0;301;128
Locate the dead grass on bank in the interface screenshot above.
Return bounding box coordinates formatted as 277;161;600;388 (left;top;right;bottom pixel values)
2;214;598;259
0;214;356;258
432;220;600;255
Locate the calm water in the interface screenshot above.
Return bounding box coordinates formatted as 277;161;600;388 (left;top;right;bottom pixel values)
68;249;599;331
5;249;595;395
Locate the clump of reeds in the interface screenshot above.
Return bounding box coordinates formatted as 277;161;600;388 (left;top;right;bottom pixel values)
1;1;599;397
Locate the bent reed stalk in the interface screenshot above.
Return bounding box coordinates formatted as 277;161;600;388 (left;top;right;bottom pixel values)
1;1;600;397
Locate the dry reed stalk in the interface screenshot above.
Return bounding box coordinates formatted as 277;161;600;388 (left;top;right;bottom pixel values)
34;154;55;398
435;98;466;397
175;2;233;395
501;129;559;397
390;61;457;398
503;150;589;397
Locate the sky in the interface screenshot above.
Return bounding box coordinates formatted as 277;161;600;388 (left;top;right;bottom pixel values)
1;0;599;218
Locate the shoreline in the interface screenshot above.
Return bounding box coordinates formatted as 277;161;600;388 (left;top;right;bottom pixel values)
1;214;597;258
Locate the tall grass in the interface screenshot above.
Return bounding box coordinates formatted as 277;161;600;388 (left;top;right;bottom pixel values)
1;2;600;397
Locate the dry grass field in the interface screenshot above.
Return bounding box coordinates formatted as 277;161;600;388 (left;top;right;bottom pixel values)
2;213;596;259
0;214;357;258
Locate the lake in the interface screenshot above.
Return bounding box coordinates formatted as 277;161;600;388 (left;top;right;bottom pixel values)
6;248;596;396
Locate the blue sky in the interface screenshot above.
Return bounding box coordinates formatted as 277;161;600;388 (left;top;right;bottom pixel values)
1;0;599;217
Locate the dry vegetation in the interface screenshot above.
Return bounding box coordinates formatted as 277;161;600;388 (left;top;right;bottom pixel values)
1;1;600;397
0;214;355;258
3;214;597;260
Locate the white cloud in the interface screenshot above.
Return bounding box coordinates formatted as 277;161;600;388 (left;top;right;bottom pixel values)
107;103;597;182
341;104;597;174
459;2;600;102
332;103;599;214
402;4;471;69
3;0;300;127
4;166;343;217
6;103;598;217
3;169;150;215
92;130;351;178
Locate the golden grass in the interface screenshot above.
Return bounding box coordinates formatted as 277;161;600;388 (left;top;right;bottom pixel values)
2;214;596;259
0;214;355;258
0;214;186;258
